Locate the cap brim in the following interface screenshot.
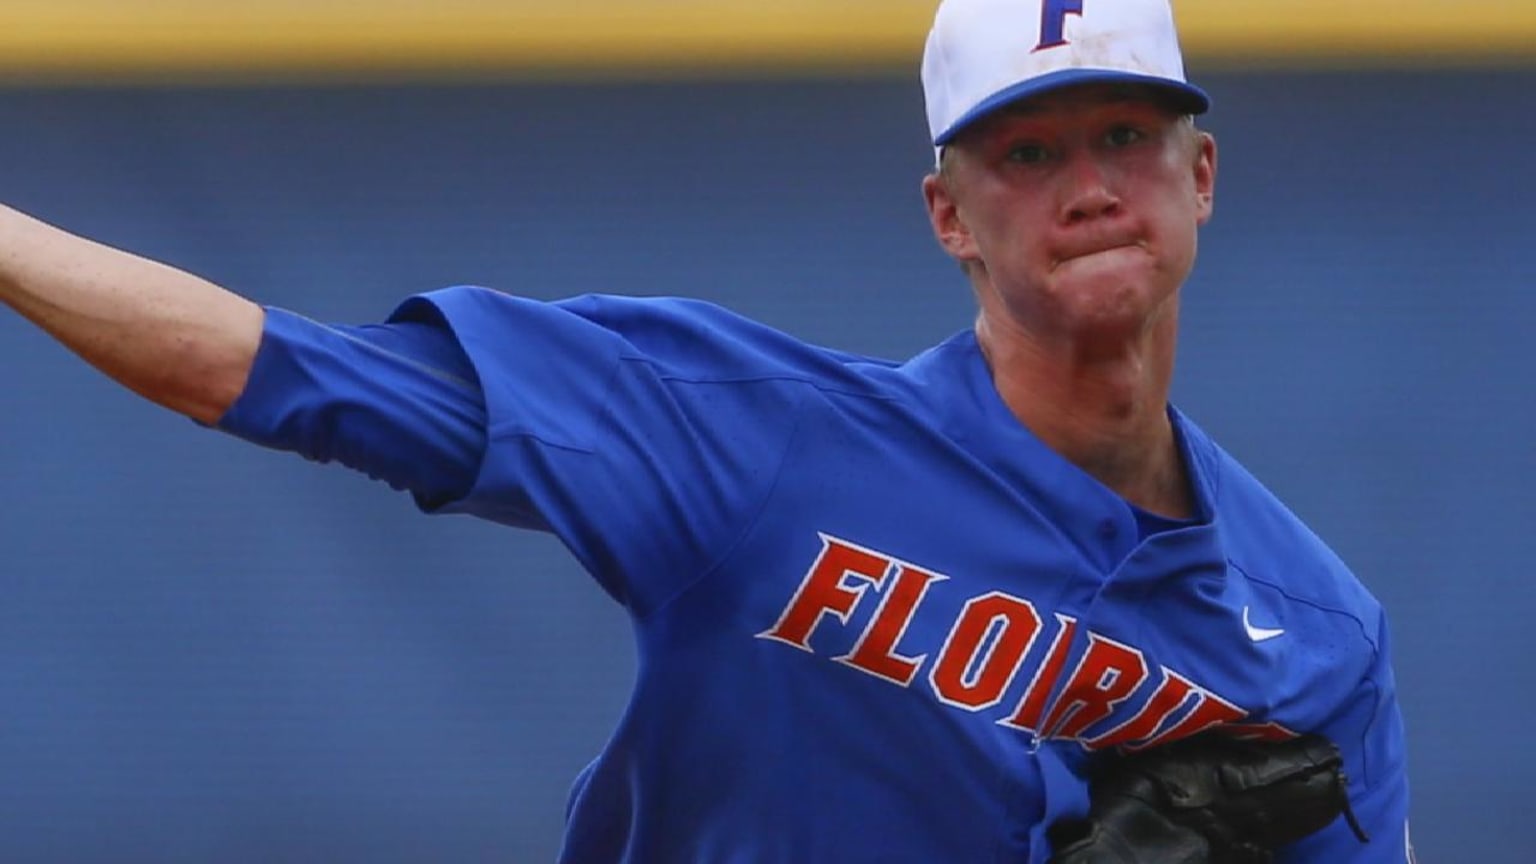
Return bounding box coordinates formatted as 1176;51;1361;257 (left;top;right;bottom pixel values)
934;69;1211;146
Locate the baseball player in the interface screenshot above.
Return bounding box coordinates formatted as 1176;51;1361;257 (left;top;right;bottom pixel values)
0;0;1411;861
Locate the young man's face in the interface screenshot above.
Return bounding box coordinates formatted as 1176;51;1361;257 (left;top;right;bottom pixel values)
925;84;1217;344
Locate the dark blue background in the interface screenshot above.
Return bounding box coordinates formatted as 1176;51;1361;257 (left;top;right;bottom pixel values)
1;69;1531;861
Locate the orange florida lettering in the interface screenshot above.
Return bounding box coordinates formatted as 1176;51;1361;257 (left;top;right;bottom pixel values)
930;592;1043;710
758;535;1295;751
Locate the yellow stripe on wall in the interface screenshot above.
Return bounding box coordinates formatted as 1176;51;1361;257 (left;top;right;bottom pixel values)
0;0;1531;82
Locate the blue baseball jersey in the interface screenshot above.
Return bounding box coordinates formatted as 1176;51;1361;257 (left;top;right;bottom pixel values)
220;286;1412;863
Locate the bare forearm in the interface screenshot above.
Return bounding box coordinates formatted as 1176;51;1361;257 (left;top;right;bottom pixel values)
0;205;264;424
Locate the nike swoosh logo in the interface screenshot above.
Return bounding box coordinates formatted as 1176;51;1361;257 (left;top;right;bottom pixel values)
1243;606;1285;643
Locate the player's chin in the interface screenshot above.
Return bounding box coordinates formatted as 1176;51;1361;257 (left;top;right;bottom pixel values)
1053;257;1161;305
1048;272;1175;333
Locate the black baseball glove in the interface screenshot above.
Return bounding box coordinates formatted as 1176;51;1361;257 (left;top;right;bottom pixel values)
1046;733;1369;863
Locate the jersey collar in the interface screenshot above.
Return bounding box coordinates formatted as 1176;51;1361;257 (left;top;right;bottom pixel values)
908;330;1224;570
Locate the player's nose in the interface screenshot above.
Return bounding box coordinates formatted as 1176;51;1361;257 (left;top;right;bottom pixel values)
1059;154;1122;224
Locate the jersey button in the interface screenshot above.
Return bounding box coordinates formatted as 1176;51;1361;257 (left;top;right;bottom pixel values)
1097;519;1118;539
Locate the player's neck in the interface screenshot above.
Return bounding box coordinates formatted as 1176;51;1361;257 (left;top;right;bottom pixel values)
975;310;1193;520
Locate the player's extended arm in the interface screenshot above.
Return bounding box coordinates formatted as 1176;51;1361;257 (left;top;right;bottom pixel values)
0;204;264;424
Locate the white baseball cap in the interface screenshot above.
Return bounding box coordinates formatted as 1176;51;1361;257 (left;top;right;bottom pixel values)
923;0;1210;147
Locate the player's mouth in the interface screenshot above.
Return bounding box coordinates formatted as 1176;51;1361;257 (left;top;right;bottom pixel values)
1052;240;1147;272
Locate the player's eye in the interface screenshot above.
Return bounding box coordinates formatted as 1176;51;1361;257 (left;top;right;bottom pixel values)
1006;142;1051;164
1105;125;1146;148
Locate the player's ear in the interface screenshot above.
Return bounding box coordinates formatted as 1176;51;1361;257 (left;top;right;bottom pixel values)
1192;129;1217;225
923;163;979;263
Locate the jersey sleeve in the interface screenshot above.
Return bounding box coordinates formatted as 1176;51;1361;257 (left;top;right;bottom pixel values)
220;286;809;616
217;307;487;508
381;286;808;616
1280;610;1413;863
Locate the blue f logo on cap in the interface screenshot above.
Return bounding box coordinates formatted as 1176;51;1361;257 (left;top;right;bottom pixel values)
1037;0;1085;50
922;0;1211;148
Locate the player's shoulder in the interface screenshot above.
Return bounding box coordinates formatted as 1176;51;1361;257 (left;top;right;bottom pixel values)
398;285;901;388
559;291;897;377
1181;414;1387;646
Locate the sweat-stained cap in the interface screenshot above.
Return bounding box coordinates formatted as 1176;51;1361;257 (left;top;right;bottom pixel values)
923;0;1210;147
